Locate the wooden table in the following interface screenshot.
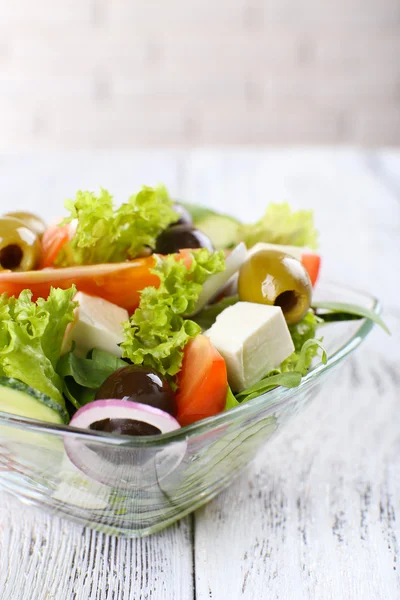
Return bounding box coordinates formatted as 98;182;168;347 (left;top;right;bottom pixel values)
0;149;399;600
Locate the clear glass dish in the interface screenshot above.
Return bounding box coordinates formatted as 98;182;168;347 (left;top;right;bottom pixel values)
0;282;380;537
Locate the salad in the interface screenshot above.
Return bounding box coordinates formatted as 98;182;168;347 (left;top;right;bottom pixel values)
0;187;386;438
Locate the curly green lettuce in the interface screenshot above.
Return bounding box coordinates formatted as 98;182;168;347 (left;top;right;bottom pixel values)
121;249;225;380
56;185;178;266
280;310;324;372
237;202;318;250
0;287;78;406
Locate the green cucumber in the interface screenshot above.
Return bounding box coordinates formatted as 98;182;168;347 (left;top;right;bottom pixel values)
0;377;69;424
180;202;217;222
196;214;241;249
181;203;241;249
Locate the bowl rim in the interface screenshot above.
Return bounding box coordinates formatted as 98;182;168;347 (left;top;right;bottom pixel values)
0;281;380;447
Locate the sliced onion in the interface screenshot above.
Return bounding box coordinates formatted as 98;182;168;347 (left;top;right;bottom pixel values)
64;400;186;490
189;242;247;315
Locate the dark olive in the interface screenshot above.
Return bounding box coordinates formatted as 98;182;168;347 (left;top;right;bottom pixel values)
238;249;312;325
155;225;214;254
95;365;177;416
170;203;193;227
0;217;41;271
89;418;161;436
88;418;158;464
5;211;47;238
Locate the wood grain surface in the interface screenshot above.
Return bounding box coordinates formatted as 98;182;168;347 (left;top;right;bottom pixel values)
0;149;398;599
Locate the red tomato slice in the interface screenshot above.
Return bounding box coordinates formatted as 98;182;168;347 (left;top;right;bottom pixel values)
176;335;228;427
40;224;71;269
301;253;321;286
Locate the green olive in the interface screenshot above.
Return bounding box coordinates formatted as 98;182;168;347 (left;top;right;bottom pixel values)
238;249;312;325
0;217;41;271
5;211;47;238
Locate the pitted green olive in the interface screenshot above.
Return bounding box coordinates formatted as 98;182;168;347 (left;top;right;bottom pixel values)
5;211;47;238
0;217;41;271
238;249;312;325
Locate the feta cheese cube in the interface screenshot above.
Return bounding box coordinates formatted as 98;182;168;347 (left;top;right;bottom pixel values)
205;301;295;392
62;292;129;358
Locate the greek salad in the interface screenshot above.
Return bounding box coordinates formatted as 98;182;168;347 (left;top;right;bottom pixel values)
0;187;386;437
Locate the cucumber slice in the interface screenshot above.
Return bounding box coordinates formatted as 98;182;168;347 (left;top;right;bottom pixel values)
181;203;241;249
180;202;217;222
0;377;68;424
196;213;240;249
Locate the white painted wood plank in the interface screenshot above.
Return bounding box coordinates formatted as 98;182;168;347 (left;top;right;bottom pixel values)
0;152;194;600
179;149;400;599
0;494;193;600
372;149;400;198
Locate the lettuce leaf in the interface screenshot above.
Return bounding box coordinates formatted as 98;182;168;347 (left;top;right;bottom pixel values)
57;348;127;410
234;342;327;406
236;371;303;403
279;310;323;372
0;287;77;406
292;338;327;375
289;309;321;349
312;300;390;334
56;185;178;266
237;202;318;249
121;249;225;380
224;386;240;411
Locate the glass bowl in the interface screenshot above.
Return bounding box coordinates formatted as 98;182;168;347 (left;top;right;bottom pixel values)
0;282;380;537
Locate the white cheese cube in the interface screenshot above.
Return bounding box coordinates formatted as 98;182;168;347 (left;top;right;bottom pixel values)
205;301;295;392
62;292;129;358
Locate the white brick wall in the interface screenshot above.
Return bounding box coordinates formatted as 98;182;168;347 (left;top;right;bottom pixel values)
0;0;398;149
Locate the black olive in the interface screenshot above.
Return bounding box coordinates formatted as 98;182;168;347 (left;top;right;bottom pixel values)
170;203;193;227
88;418;159;465
95;365;177;416
155;224;214;254
89;418;161;436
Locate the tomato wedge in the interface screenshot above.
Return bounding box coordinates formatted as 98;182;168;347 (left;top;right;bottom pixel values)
40;224;72;269
0;258;159;313
301;253;321;287
176;335;228;427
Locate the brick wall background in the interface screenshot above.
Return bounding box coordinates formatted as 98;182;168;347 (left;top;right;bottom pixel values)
0;0;399;149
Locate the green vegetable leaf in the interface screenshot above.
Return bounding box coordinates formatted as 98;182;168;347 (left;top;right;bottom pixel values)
237;202;318;249
312;300;390;334
37;287;80;369
237;371;303;403
192;295;239;330
0;287;77;407
315;311;363;323
121;249;225;380
224;386;240;411
56;185;178;266
292;338;327;375
279;310;324;373
288;309;322;351
57;348;127;409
